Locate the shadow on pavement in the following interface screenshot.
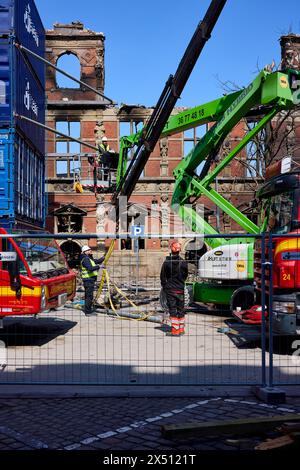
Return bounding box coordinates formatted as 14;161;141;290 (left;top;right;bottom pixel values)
0;317;77;347
225;319;300;355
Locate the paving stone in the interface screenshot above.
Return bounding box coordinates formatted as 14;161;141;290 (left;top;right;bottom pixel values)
90;441;112;449
100;437;121;446
130;445;149;450
112;442;138;450
0;397;299;452
8;442;28;449
140;433;161;442
193;443;216;450
176;445;195;450
140;441;160;449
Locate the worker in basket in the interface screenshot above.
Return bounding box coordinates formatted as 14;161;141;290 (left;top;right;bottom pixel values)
80;245;105;316
160;241;188;336
97;136;119;184
99;135;110;153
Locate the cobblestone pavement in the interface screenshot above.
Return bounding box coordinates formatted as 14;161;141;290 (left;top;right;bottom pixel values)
0;395;300;451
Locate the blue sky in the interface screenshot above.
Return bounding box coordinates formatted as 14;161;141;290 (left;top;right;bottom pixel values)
36;0;300;107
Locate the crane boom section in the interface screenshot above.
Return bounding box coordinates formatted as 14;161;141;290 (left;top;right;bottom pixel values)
174;71;293;179
161;91;241;137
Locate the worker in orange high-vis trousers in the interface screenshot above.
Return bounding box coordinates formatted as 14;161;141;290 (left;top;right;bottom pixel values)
160;241;188;336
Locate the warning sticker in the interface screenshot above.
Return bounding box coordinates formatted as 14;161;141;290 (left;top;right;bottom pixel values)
280;76;288;88
236;261;246;272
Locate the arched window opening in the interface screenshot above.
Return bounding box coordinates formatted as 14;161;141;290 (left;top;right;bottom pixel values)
56;53;81;88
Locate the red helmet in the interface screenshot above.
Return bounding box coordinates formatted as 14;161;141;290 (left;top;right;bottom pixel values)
170;241;181;253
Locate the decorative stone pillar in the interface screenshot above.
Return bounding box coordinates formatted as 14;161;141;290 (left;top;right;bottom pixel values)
95;47;105;91
220;139;231;177
94;120;105;148
280;35;300;70
96;194;106;251
160;138;168;176
160;194;170;249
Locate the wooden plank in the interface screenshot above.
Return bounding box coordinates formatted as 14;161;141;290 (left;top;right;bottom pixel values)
161;414;300;438
280;422;300;433
255;435;294;450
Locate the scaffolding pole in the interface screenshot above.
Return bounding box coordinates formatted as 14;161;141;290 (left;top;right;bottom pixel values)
14;113;98;152
14;42;115;105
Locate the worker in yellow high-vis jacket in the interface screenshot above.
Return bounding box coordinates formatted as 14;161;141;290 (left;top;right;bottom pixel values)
80;245;105;316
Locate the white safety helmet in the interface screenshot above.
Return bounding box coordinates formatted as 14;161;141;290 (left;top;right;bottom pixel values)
82;245;92;253
102;136;108;142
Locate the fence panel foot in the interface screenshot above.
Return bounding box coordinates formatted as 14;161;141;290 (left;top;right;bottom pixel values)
252;386;286;404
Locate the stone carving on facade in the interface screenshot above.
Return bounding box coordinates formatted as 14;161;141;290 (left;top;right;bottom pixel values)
95;48;105;90
160;197;170;248
218;183;233;193
160;138;168;158
160;138;168;176
96;195;108;249
158;183;170;194
220;139;231;176
135;183;148;192
94;120;105;147
282;44;300;69
82;51;93;64
96;195;106;233
222;211;232;232
54;183;73;192
222;139;231;157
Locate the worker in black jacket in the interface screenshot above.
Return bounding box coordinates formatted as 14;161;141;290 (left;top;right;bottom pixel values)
80;245;105;316
160;241;188;336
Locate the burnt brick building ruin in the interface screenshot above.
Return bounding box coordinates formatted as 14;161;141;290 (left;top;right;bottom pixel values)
45;22;300;274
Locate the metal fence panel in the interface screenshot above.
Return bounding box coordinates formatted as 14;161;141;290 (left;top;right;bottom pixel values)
0;232;298;386
267;233;300;386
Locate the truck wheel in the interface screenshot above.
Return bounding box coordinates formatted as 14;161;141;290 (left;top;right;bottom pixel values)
230;286;255;312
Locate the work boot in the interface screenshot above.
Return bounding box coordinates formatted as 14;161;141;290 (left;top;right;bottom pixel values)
166;317;181;336
179;317;185;335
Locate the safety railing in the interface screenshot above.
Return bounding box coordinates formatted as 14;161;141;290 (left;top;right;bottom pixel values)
266;233;300;386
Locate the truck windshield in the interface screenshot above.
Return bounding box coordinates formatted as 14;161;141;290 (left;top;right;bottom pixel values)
15;238;67;277
267;191;294;234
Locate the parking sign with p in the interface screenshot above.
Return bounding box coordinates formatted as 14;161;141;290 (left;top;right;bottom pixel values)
130;225;145;238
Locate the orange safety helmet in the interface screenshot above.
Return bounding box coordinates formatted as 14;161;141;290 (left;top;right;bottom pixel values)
170;241;181;253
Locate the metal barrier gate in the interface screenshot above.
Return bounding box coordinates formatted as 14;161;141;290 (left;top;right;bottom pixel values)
266;233;300;387
0;232;299;387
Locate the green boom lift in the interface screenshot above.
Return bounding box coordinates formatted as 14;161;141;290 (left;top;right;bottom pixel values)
115;68;300;310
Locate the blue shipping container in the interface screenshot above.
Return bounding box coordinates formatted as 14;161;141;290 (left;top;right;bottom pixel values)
0;0;45;86
0;39;11;124
0;128;45;228
0;39;45;155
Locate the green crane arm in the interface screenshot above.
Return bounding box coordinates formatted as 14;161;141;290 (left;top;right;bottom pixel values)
115;66;299;248
170;69;299;248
